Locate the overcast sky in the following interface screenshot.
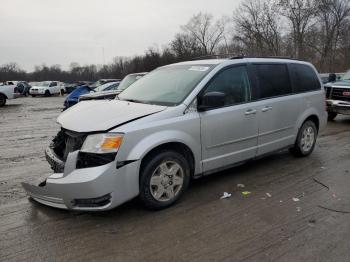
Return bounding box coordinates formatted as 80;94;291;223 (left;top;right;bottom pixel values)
0;0;241;71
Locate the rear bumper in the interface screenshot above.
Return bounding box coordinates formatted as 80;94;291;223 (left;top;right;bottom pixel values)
327;99;350;115
22;153;141;211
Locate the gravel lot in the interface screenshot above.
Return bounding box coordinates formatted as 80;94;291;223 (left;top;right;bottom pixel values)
1;97;350;262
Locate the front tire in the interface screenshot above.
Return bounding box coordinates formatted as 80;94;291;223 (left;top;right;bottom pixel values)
139;150;190;210
0;94;6;107
289;120;317;157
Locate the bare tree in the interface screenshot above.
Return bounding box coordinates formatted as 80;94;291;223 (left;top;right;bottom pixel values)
233;0;283;56
314;0;350;71
181;12;227;55
171;33;202;59
278;0;317;58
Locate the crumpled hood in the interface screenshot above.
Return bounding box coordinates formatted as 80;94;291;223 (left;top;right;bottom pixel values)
57;100;166;132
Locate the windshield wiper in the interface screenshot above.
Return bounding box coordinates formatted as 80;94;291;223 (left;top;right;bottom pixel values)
121;98;144;104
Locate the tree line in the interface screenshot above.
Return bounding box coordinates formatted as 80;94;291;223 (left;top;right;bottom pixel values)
1;0;349;82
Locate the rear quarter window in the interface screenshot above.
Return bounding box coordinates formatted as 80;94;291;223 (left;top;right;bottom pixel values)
252;64;292;99
290;64;321;93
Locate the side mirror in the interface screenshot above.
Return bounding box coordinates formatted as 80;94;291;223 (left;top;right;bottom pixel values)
198;91;226;111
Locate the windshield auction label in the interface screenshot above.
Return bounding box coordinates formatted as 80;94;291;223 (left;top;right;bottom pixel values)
189;66;209;72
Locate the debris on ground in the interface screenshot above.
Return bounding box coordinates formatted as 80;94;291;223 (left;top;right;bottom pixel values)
241;191;251;196
313;177;330;190
292;197;300;202
296;207;302;212
308;219;316;227
320;166;326;170
266;193;272;198
237;183;245;188
220;192;232;199
318;205;350;214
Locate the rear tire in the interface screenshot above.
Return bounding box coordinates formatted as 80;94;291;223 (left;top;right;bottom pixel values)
289;120;317;157
327;112;337;121
0;94;6;107
139;150;190;210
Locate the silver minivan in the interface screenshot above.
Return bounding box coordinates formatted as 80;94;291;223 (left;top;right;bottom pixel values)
22;57;327;211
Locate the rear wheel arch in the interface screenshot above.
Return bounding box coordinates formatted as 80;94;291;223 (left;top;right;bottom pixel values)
302;114;319;132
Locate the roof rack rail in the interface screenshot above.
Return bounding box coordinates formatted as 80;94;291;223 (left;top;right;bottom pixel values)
229;55;299;60
190;54;300;61
190;53;244;60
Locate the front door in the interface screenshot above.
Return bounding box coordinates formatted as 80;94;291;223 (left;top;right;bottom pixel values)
199;65;259;173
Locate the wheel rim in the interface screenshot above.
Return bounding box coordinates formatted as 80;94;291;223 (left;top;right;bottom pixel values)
301;126;315;152
149;161;184;202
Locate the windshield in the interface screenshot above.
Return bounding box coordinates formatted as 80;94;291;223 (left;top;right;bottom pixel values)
94;82;118;92
36;81;51;87
118;65;214;106
341;70;350;80
118;74;144;91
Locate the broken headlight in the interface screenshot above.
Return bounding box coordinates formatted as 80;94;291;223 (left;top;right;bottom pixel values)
81;133;123;154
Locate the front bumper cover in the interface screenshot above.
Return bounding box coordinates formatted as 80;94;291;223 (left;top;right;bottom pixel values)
327;99;350;115
22;153;141;211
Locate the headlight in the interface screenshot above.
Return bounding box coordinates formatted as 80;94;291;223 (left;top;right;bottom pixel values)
81;133;123;154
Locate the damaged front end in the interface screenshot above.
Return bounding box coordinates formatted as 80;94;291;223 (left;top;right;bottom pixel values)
22;129;135;211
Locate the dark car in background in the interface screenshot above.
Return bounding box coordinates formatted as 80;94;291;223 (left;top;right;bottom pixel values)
64;81;89;94
325;69;350;120
79;72;147;102
63;79;120;109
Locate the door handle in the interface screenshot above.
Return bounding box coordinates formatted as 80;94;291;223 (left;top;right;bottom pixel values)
245;109;257;115
261;106;272;112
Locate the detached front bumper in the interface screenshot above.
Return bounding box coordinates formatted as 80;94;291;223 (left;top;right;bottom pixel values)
22;151;141;211
326;99;350;115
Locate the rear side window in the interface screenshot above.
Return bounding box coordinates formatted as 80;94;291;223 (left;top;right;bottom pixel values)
253;64;292;99
290;64;321;92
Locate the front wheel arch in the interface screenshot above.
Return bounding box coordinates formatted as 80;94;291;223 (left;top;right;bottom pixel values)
140;142;195;179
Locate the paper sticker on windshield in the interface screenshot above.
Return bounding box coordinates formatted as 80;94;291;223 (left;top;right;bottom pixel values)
189;66;209;72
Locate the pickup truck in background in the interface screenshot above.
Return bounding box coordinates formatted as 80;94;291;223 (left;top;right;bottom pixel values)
325;69;350;120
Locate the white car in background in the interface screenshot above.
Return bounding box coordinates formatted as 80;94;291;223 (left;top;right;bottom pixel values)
29;81;65;97
0;84;21;106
